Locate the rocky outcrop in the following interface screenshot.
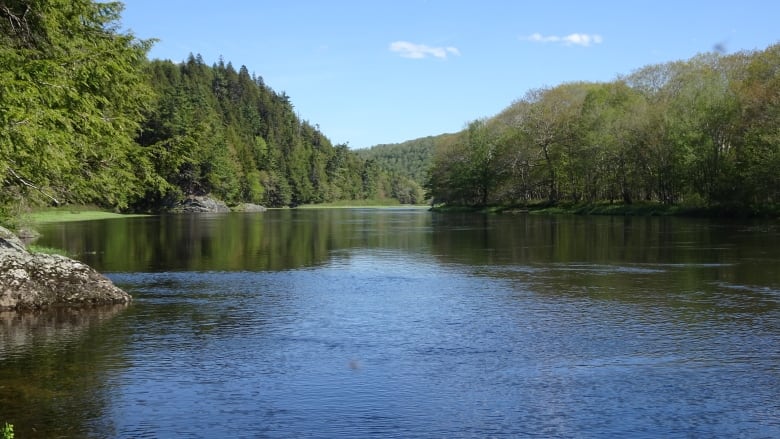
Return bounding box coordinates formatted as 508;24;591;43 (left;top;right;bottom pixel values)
0;226;131;311
170;195;231;213
232;203;267;212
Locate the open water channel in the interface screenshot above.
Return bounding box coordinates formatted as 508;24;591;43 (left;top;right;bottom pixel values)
1;208;779;438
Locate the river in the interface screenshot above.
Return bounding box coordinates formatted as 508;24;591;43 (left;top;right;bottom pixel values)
1;209;779;438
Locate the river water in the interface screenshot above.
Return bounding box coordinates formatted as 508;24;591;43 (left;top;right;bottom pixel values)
1;209;779;438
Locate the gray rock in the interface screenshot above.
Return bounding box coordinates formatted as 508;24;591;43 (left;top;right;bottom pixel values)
232;203;267;212
171;195;231;213
0;226;131;311
0;226;27;253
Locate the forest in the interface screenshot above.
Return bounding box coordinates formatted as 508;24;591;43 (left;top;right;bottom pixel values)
426;44;780;213
2;0;779;222
357;136;441;186
0;0;422;225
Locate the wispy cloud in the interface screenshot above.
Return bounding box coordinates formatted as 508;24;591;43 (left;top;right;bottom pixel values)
522;33;604;47
389;41;461;59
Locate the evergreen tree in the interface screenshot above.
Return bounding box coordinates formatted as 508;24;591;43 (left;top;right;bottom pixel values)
1;0;155;213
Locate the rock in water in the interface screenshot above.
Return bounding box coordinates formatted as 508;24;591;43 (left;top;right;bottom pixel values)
0;226;131;311
171;195;231;213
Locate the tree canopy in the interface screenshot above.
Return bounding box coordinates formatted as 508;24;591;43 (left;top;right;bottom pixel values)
0;0;421;223
1;0;155;213
426;45;780;212
2;0;778;220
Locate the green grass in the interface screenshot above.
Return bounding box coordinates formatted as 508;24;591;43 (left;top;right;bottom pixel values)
26;245;70;257
26;208;148;224
526;202;685;216
433;201;780;218
296;199;428;209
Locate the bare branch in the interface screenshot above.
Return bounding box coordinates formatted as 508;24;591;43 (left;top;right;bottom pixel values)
1;4;32;41
7;167;60;205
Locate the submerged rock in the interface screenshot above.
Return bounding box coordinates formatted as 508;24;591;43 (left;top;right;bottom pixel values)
0;226;131;311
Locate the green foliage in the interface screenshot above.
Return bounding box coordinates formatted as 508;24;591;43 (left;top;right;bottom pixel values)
1;0;417;215
5;1;775;215
356;136;443;185
427;44;780;212
2;422;13;439
0;0;155;210
27;244;69;256
136;57;417;208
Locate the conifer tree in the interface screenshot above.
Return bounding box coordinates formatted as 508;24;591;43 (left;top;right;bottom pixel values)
0;0;155;212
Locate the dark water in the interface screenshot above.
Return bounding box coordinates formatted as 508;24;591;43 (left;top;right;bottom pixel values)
2;209;779;438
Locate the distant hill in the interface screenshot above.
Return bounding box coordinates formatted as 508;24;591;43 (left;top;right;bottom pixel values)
355;133;459;186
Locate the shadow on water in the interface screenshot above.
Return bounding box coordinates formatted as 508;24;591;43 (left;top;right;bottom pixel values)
0;305;130;438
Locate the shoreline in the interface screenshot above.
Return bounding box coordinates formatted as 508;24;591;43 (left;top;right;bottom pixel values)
25;209;150;224
430;202;780;219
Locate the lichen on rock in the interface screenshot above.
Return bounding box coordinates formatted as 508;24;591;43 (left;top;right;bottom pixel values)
170;195;231;213
0;226;131;311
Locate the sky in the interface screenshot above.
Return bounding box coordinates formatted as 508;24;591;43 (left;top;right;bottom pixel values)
120;1;780;149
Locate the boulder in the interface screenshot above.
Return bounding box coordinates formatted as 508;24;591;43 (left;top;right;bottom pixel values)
170;195;231;213
232;203;267;212
0;226;131;311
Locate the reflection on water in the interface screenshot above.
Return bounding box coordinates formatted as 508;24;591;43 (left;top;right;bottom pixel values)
34;208;433;272
0;305;128;355
2;209;779;437
0;306;129;438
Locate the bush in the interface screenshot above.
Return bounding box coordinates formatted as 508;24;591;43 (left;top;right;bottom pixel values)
2;422;13;439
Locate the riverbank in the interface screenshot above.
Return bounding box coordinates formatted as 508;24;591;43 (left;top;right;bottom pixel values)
431;201;780;218
296;199;428;209
26;209;149;224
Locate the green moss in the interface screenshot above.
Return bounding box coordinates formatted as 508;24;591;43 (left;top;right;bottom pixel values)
26;245;70;257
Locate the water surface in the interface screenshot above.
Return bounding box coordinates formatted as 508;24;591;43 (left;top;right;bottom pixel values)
2;209;779;437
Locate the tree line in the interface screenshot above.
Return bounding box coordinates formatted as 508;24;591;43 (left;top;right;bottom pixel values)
426;44;780;212
135;56;422;208
356;136;441;186
0;0;421;224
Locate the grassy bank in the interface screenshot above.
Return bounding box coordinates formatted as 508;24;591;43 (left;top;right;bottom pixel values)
432;202;780;218
296;199;428;209
25;207;149;224
26;245;70;256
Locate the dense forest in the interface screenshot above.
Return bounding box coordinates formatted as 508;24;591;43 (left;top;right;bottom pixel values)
3;0;778;222
0;0;420;225
356;135;451;186
426;44;780;212
135;56;422;208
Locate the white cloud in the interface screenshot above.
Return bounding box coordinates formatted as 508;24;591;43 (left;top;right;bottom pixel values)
523;32;604;47
389;41;461;59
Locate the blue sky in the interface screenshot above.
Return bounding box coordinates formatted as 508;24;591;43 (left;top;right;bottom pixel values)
120;1;779;149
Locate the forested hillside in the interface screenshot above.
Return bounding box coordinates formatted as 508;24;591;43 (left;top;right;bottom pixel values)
356;135;455;186
135;57;423;208
426;45;780;212
0;0;419;224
